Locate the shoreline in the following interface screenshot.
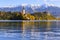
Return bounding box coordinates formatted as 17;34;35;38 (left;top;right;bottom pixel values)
0;20;59;22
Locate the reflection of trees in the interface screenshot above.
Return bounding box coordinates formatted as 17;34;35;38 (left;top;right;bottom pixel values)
21;21;51;32
0;22;22;30
0;21;52;32
21;21;34;33
46;21;51;31
21;21;52;40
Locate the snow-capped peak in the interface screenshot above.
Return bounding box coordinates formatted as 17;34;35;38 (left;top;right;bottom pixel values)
30;4;40;7
30;4;41;10
45;3;60;8
46;4;55;6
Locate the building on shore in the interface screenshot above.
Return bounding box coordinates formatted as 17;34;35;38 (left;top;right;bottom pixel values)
22;6;26;15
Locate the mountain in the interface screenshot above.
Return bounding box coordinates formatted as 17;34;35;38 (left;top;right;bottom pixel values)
0;4;60;17
45;6;60;17
0;6;23;12
32;4;60;17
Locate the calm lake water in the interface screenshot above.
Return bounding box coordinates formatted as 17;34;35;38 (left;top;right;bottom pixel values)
0;20;60;40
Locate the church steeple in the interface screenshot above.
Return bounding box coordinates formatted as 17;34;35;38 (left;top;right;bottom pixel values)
22;6;25;14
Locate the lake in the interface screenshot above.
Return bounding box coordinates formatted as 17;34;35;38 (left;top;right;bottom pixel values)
0;20;60;40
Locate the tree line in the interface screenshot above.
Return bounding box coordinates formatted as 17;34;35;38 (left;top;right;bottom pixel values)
0;11;56;20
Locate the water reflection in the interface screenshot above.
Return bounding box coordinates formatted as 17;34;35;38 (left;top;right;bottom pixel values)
0;21;56;33
0;21;60;40
21;21;60;32
22;21;52;32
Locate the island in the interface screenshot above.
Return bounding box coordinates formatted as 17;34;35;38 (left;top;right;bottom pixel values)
0;7;58;20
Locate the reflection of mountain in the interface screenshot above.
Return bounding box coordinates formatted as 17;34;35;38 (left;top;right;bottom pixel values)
0;5;60;17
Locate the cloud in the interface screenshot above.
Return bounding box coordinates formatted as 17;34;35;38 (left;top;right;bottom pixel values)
21;4;28;6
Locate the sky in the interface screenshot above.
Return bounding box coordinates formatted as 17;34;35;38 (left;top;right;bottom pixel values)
0;0;60;7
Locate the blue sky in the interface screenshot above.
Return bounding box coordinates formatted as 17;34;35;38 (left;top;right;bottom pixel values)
0;0;60;7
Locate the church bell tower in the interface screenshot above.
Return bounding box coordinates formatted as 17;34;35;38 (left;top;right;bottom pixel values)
22;6;26;14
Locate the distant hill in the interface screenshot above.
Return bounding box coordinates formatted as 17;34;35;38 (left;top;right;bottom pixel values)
31;12;56;20
0;5;60;17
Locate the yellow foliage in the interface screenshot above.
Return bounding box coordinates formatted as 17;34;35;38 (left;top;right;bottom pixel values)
26;13;35;20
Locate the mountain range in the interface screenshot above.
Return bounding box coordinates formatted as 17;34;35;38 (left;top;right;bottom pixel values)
0;4;60;17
